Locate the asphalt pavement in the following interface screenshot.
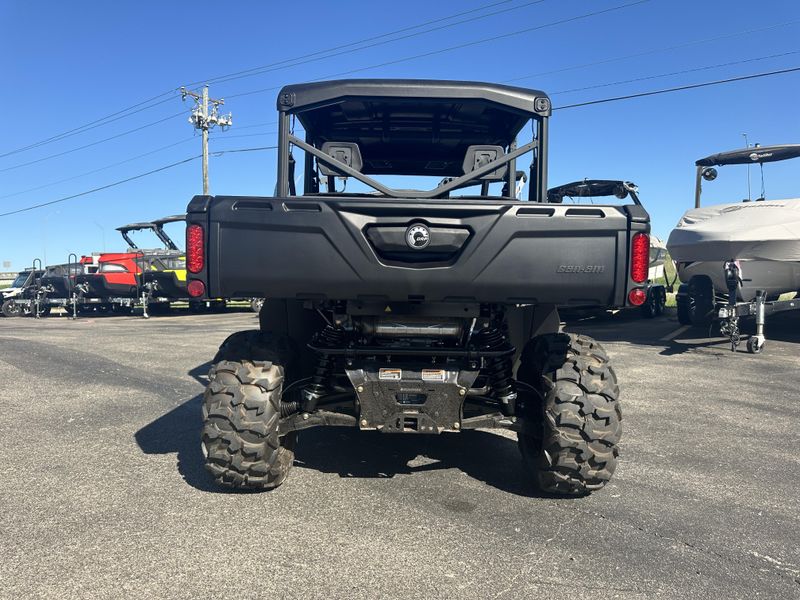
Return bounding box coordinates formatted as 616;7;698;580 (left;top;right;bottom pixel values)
0;308;798;599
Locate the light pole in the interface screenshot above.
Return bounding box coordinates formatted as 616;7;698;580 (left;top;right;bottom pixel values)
742;133;751;201
93;221;106;252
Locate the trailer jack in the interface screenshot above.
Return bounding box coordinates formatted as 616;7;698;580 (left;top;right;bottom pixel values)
716;261;798;354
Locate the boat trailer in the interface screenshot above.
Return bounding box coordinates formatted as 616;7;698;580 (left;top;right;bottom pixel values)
717;261;800;353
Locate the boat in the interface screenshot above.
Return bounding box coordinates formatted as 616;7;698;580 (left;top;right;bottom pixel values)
667;143;800;352
668;144;800;303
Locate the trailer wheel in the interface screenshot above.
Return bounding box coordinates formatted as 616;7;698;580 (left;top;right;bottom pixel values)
517;333;622;496
677;278;714;327
202;330;296;490
746;337;764;354
1;299;23;317
640;287;665;319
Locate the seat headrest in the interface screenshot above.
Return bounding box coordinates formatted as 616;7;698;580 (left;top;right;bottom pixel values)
462;145;507;181
318;142;363;177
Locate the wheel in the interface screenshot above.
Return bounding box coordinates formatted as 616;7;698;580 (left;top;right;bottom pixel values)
676;284;691;325
747;337;764;354
654;289;666;317
640;289;659;319
202;330;297;490
517;333;622;496
1;299;23;317
250;298;265;313
677;278;714;327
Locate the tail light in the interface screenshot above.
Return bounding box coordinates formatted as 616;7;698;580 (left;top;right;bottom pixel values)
186;224;204;274
631;232;649;284
187;279;205;297
628;288;647;306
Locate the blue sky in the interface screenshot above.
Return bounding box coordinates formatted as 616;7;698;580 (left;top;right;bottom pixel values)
0;0;798;270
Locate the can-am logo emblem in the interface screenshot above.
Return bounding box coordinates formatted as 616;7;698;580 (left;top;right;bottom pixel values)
406;224;430;249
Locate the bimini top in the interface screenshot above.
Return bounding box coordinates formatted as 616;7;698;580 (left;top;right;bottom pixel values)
276;79;550;177
547;180;639;204
696;144;800;167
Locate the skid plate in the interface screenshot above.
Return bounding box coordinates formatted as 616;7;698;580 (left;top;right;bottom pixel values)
346;364;479;433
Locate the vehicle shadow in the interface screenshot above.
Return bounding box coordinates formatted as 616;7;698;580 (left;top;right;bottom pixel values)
134;381;552;498
293;427;551;498
134;393;221;492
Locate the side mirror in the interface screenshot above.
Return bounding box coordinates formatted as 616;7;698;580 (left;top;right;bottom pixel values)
701;167;718;181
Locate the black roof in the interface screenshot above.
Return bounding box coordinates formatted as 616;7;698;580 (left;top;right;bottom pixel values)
276;79;550;177
277;79;550;116
547;180;637;203
696;144;800;167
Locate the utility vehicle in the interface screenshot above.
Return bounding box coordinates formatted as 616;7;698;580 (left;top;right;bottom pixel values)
74;218;184;311
187;80;649;495
1;268;42;316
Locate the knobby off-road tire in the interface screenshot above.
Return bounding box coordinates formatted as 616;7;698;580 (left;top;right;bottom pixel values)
202;330;297;490
517;333;622;496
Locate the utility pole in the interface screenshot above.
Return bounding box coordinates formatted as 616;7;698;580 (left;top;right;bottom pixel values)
181;85;232;194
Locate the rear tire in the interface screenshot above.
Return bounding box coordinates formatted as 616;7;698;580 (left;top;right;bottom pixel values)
517;333;622;496
202;330;296;490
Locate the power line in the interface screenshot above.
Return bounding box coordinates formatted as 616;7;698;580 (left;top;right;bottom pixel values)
555;65;800;110
549;50;800;95
0;156;201;217
227;0;653;99
0;138;195;201
504;18;800;84
0;111;185;174
0;0;533;158
5;63;798;219
0;146;278;218
0;91;179;159
204;0;548;86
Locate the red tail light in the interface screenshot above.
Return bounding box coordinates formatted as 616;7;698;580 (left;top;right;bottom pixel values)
631;232;649;284
187;279;205;297
628;288;647;306
186;224;204;274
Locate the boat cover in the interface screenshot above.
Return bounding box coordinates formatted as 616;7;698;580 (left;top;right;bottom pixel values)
668;199;800;262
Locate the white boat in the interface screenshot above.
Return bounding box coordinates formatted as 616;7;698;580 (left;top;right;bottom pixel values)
667;144;800;352
668;144;800;302
669;199;800;300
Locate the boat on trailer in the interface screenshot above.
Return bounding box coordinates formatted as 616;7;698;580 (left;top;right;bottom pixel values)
667;144;800;353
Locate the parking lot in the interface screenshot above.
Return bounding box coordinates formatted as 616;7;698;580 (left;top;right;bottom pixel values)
1;309;798;599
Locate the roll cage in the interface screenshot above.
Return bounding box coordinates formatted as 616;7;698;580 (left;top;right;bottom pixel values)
547;179;642;205
116;214;185;250
274;79;551;202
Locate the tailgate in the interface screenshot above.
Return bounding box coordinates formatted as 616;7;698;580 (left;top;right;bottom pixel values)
189;195;643;306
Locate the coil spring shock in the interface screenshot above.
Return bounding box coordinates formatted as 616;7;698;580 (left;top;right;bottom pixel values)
300;325;345;413
477;324;517;415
